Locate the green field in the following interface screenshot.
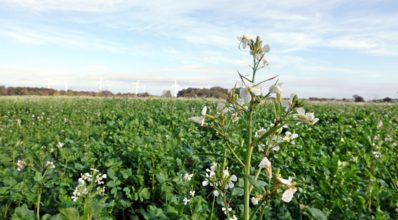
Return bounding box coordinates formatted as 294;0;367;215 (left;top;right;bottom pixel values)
0;97;397;219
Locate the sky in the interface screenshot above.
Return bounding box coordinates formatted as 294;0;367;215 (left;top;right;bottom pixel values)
0;0;397;99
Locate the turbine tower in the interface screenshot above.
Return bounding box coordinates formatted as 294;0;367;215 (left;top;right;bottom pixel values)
47;78;51;89
97;78;103;92
132;80;140;96
172;80;179;97
64;81;69;91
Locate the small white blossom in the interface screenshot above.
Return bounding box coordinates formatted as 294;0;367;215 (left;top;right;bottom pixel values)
45;160;55;169
372;151;382;159
57;142;64;148
229;215;238;220
282;187;297;203
239;87;252;104
269;83;282;94
189;190;195;197
293;108;319;125
238;35;252;49
283;132;299;142
222;207;232;215
255;128;267;137
183;197;190;205
213;190;220;197
183;173;194;181
259;157;272;180
16;159;27;171
251;197;259;205
278;176;293;186
189;106;207;126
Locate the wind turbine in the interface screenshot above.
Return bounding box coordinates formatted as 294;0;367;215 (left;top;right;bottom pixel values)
64;81;69;91
132;80;140;96
97;78;103;92
172;80;179;97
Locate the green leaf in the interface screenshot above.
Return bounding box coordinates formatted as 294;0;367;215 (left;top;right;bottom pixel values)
11;204;35;220
307;207;327;220
59;207;81;220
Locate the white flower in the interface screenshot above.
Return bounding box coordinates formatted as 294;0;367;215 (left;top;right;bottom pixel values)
213;190;220;197
183;173;194;181
57;142;64;148
372;151;382;159
202;180;209;186
45;160;55;169
239;87;252;104
189;116;205;126
223;168;230;178
283;132;299;142
255;128;267;137
293;108;319;125
282;187;297;203
189;106;207;126
259;157;272;180
189;190;195;197
258;157;271;168
201;106;207;116
16;159;27;171
238;35;252;49
230;174;238;182
229;215;238;220
251;197;259;205
183;197;190;205
278;176;293;186
269;83;282;94
222;207;232;215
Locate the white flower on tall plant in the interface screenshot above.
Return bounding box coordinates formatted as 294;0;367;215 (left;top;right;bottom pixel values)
293;108;319;125
283;132;299;143
281;187;297;203
239;87;252;104
16;159;27;171
189;190;195;197
255;128;266;137
229;215;238;220
278;176;293;186
222;207;232;215
251;195;263;206
189;106;207;126
183;173;194;181
45;160;55;169
183;197;190;205
238;35;252;49
259;157;272;180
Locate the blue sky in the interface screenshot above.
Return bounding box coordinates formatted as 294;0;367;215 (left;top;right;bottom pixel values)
0;0;397;99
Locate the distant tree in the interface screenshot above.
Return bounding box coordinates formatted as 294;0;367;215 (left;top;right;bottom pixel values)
162;90;172;97
383;97;392;102
353;94;365;102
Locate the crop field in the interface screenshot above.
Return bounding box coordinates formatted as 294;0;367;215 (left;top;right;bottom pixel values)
0;97;397;219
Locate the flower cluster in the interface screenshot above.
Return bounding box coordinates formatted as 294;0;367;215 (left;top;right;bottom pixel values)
278;176;297;203
71;168;106;202
45;160;55;169
16;159;27;171
189;106;207;126
202;163;237;197
294;107;319;125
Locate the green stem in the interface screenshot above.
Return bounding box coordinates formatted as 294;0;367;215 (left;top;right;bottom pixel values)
210;194;216;220
36;188;42;220
244;111;254;220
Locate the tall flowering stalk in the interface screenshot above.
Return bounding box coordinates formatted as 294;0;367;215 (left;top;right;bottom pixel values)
190;35;318;219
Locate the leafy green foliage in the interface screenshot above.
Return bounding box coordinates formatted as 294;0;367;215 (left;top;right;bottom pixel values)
0;97;397;219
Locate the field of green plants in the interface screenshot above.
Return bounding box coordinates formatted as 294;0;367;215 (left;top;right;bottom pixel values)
0;97;397;219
